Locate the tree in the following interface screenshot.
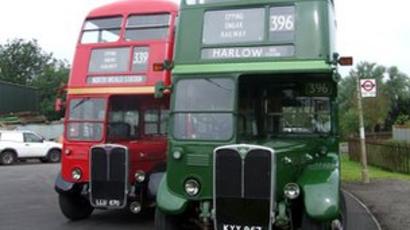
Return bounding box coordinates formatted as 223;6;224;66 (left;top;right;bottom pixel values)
31;60;69;121
338;62;410;137
0;39;69;120
0;39;53;85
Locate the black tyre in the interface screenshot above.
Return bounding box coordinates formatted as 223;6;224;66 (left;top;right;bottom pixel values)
46;149;61;163
58;193;94;221
155;208;179;230
0;151;17;165
301;213;328;230
338;192;347;230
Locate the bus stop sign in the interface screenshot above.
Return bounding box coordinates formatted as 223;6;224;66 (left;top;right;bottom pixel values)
360;79;377;98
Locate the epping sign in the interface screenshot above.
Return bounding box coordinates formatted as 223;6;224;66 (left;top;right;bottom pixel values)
360;79;377;98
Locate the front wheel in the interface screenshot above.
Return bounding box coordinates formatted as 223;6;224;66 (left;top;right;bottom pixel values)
58;193;94;221
0;151;17;165
46;149;61;163
155;208;179;230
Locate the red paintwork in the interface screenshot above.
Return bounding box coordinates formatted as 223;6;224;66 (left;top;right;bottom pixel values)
61;0;178;184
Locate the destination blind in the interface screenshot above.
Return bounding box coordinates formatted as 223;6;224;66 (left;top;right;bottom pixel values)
201;6;296;60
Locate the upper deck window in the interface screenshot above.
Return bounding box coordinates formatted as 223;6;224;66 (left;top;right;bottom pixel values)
125;14;171;41
81;17;122;44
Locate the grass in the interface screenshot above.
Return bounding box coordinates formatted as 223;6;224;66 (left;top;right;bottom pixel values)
341;154;410;182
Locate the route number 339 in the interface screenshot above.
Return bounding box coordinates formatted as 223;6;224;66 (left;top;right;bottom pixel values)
133;51;149;64
270;14;294;32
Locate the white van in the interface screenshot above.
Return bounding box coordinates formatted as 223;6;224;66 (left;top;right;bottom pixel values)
0;130;62;165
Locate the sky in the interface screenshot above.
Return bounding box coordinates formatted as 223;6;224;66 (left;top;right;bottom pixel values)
0;0;409;76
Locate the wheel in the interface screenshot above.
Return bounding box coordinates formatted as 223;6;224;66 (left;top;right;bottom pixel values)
301;213;328;230
47;149;61;163
336;192;347;230
0;151;17;165
155;208;179;230
58;193;94;221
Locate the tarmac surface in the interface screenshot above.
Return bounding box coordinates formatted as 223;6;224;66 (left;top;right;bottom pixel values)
0;161;380;230
345;180;410;230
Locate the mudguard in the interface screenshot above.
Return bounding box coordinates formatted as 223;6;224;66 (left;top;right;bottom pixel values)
54;173;75;194
156;174;188;215
297;153;340;221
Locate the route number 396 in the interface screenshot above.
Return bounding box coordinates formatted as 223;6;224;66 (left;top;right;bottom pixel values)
270;15;294;31
307;83;331;96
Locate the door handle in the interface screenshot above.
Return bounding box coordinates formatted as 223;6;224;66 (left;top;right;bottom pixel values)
25;144;30;146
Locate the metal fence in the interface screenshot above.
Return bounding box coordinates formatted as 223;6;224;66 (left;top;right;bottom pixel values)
348;139;410;174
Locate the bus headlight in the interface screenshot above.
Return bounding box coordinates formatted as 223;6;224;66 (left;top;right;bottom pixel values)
184;179;200;197
135;171;146;183
71;168;82;181
284;183;300;200
173;151;182;160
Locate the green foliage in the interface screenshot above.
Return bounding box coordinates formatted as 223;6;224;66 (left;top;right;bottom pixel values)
394;114;410;127
338;62;410;138
0;39;69;120
31;60;69;121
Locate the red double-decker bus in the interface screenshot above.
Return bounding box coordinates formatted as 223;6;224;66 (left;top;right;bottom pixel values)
54;0;178;220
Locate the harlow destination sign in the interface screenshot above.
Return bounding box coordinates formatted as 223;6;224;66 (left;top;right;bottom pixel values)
360;79;377;98
201;46;295;60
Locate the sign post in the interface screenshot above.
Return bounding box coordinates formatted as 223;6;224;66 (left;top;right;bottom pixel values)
356;77;377;184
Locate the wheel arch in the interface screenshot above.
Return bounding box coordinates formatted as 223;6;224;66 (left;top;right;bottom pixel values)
47;147;62;155
1;148;18;157
297;153;341;222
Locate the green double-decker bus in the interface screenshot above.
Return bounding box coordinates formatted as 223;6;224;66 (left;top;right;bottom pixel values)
156;0;350;229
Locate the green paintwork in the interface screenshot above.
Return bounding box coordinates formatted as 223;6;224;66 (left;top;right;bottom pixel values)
174;0;336;66
173;61;332;75
157;0;341;225
156;175;188;214
298;153;341;221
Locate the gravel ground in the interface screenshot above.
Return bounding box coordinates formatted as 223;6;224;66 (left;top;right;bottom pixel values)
343;180;410;230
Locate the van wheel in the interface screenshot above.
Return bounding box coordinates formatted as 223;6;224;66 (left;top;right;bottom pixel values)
155;208;179;230
59;193;94;221
47;149;61;163
0;151;17;165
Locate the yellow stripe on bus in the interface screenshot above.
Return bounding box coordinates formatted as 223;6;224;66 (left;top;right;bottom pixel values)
67;86;155;95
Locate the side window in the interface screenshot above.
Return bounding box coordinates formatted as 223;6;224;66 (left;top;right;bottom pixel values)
144;110;160;135
144;109;169;135
160;109;169;135
23;133;43;143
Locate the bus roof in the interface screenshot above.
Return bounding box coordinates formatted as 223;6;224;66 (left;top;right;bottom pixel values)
88;0;178;18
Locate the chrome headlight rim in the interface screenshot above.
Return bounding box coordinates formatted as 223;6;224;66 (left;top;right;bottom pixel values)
284;183;300;200
71;168;82;181
184;178;201;197
134;170;146;183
